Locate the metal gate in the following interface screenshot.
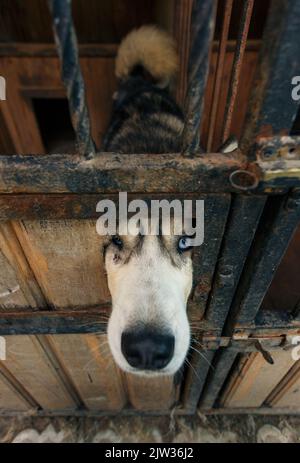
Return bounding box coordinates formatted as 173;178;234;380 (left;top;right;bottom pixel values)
0;0;299;415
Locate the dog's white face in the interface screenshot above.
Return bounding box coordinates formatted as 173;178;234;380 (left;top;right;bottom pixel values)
104;223;193;376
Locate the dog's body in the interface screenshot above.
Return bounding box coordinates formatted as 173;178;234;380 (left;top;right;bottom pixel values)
103;26;193;377
103;26;184;154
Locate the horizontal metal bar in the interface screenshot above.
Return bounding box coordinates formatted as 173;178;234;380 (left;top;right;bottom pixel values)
0;193;226;220
0;304;300;338
0;149;299;195
0;307;110;335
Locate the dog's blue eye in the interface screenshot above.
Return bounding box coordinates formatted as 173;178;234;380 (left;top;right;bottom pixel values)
112;235;123;248
178;236;193;252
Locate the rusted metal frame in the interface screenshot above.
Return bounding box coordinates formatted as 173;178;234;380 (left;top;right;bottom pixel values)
0;146;299;195
224;190;300;335
47;0;96;158
221;0;254;144
197;195;266;408
241;0;300;155
0;306;298;337
199;0;300;409
182;0;216;156
182;194;231;412
191;195;231;316
173;0;194;106
0;151;246;194
207;0;233;151
204;195;266;330
0;307;110;336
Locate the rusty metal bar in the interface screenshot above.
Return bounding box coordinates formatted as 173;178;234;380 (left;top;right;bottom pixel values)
207;0;233;151
225;190;300;332
241;0;300;155
182;0;216;156
47;0;96;158
221;0;254;144
173;0;194;107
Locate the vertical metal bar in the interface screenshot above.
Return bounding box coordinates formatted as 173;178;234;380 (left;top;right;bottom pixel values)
199;0;300;409
205;195;266;330
199;348;237;408
191;194;231;314
221;0;254;144
207;0;233;152
182;0;216;156
199;195;265;408
226;190;300;331
48;0;96;158
173;0;194;107
241;0;300;155
184;194;230;411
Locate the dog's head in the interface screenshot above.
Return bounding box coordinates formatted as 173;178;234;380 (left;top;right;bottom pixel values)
103;219;193;376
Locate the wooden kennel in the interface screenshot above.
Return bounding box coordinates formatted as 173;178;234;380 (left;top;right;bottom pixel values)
0;0;299;416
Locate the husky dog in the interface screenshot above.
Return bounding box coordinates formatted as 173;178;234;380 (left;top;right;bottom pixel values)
103;26;192;376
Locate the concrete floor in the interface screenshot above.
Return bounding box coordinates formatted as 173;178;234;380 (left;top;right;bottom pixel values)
1;413;300;443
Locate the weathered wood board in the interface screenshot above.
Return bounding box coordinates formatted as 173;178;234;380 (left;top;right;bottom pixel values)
268;359;300;408
12;220;110;309
125;373;175;411
0;372;30;411
49;334;126;410
222;351;296;408
1;335;76;410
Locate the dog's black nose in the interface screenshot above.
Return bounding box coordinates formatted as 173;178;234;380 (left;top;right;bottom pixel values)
121;329;175;370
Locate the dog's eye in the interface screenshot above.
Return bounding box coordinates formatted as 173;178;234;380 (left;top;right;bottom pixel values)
112;235;123;249
178;236;193;252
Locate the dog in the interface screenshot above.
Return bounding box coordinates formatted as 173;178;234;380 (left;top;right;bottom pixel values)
102;26;193;377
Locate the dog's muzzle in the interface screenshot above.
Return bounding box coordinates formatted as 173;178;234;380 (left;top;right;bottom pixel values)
121;328;175;371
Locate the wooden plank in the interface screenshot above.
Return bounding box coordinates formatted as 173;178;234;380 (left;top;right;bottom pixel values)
49;334;126;410
0;222;46;310
12;220;110;309
125;373;175;411
2;335;76;410
0;371;30;411
222;350;296;408
267;359;300;408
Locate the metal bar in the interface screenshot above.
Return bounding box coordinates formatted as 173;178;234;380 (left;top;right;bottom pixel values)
204;195;266;330
207;0;233;151
0;143;299;195
173;0;193;106
0;307;110;335
0;193;221;221
182;350;216;412
182;0;216;156
224;189;300;333
47;0;96;158
0;152;247;194
200;196;269;410
199;349;237;408
241;0;300;155
0;307;297;337
191;195;231;316
221;0;254;143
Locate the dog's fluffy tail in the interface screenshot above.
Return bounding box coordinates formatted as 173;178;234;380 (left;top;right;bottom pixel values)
115;25;178;87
